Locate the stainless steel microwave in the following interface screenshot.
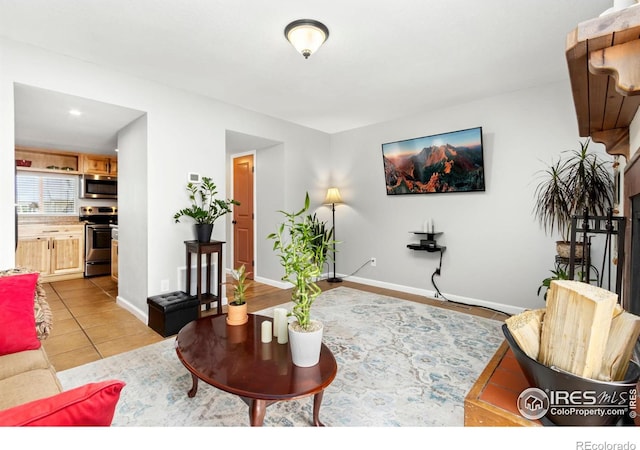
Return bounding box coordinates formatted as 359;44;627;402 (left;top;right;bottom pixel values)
80;175;117;199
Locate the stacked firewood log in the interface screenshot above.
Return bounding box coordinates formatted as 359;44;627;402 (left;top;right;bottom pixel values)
506;280;640;382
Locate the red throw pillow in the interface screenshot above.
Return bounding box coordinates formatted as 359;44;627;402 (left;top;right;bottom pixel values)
0;272;40;356
0;380;126;426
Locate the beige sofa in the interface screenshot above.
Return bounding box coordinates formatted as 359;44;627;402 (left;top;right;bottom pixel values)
0;268;124;426
0;268;62;411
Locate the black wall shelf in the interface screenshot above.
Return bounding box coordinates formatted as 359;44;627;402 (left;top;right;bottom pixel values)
407;231;446;253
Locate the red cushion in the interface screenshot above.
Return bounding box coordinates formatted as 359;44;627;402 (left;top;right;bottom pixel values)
0;380;125;426
0;272;40;356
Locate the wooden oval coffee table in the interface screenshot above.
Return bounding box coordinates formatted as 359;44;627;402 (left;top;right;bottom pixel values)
175;313;337;426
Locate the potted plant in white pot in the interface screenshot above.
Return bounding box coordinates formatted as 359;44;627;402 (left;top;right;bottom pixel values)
174;176;239;242
267;193;333;367
533;138;614;259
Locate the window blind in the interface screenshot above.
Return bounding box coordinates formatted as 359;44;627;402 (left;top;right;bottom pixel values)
16;174;78;215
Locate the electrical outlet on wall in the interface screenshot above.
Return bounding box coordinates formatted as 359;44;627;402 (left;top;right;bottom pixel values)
370;257;376;267
160;279;169;292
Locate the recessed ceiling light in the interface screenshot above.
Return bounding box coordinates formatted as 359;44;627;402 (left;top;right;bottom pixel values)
69;109;82;116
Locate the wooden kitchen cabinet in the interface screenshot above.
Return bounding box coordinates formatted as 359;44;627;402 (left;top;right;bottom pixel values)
111;238;118;282
15;146;80;174
16;224;85;282
15;237;50;274
81;154;117;176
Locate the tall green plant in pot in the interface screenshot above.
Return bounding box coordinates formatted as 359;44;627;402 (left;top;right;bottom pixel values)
173;177;239;242
307;212;333;273
267;193;332;367
533;139;614;258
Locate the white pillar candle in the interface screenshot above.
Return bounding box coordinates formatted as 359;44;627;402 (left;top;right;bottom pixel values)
261;321;272;343
273;310;280;338
273;308;287;337
276;309;288;344
273;307;286;338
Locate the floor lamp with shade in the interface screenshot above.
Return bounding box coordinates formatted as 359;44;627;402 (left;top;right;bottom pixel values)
324;187;343;283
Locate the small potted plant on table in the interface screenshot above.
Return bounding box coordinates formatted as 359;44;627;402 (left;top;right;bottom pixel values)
226;264;249;326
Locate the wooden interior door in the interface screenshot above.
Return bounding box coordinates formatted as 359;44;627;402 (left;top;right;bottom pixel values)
233;154;254;279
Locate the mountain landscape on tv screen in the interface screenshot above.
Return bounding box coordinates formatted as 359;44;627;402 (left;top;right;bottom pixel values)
384;143;485;194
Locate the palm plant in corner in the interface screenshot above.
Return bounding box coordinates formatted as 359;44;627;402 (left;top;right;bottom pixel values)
267;192;332;367
533;138;614;260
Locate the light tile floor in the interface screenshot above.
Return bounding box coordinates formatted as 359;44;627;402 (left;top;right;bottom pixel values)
42;276;165;372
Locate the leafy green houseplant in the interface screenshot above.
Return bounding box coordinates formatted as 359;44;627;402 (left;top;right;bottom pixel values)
537;264;569;300
307;212;333;269
173;176;239;242
533;138;614;256
267;193;332;332
230;264;249;306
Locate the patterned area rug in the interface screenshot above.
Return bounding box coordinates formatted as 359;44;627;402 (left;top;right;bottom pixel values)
58;286;504;426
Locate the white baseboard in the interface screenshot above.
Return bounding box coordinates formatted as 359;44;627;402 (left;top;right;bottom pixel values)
256;273;524;316
253;275;291;290
116;295;148;325
116;293;231;327
345;274;524;316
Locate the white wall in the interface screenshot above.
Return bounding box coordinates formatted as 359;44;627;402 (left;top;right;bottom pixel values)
329;81;612;313
0;38;330;319
254;143;287;285
0;37;618;317
116;114;148;319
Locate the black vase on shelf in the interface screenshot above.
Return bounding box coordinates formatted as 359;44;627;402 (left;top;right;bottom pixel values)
195;224;213;243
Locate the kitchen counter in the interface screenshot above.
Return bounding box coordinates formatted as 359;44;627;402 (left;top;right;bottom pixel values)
18;215;83;226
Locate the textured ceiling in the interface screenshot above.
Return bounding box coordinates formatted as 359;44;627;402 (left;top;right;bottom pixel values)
1;0;616;151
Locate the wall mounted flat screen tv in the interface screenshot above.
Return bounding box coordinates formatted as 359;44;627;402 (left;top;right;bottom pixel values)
382;126;485;195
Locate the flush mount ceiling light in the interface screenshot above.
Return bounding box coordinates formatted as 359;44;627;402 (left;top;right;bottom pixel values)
284;19;329;59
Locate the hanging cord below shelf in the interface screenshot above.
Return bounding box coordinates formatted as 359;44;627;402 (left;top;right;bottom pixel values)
430;250;512;317
431;250;448;300
328;254;512;318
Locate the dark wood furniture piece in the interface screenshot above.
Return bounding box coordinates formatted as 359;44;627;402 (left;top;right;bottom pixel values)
184;240;224;316
175;313;338;426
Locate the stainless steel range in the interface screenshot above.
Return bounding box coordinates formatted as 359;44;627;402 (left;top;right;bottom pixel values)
80;206;117;277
